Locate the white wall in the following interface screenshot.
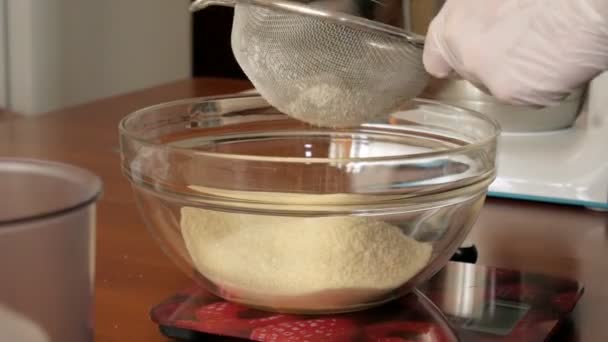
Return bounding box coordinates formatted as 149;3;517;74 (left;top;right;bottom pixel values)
6;0;191;114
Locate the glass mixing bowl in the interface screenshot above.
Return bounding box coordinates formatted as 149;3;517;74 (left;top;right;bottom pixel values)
119;95;499;314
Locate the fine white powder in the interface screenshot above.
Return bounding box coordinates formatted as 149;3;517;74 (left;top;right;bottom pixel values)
180;206;432;311
232;6;425;129
282;83;381;128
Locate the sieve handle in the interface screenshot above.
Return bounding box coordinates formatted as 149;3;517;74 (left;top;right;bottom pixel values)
190;0;236;11
446;71;492;95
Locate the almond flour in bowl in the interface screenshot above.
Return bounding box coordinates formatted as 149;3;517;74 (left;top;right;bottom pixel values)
180;205;432;312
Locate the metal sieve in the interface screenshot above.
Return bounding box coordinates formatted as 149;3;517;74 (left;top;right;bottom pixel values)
191;0;429;127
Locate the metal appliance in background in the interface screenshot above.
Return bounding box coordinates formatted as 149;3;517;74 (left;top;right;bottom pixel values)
192;0;608;209
422;74;608;210
354;0;606;209
485;73;608;210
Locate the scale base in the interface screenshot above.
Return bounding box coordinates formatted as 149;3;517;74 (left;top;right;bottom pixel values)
151;262;582;342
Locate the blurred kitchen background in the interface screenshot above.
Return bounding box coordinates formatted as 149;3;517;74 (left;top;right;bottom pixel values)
0;0;248;116
2;0;605;123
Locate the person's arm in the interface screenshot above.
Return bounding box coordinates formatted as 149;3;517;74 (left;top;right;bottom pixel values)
423;0;608;107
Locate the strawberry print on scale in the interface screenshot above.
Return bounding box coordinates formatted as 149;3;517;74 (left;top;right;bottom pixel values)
151;263;583;342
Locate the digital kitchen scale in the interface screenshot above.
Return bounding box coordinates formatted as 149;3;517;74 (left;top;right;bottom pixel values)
150;262;583;341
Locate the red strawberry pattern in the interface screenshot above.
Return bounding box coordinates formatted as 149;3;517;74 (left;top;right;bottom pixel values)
364;321;454;342
551;291;580;313
150;263;583;342
250;318;357;341
194;301;298;335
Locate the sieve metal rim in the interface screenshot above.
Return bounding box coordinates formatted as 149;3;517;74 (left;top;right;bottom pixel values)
190;0;425;47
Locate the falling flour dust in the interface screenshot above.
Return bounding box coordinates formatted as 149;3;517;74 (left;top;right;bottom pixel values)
180;205;432;311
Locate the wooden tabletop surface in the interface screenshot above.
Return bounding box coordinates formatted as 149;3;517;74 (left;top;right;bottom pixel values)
0;78;606;341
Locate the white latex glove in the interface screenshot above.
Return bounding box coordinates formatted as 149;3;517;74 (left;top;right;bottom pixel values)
423;0;608;106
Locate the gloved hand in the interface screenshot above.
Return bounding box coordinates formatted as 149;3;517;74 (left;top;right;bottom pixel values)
423;0;608;107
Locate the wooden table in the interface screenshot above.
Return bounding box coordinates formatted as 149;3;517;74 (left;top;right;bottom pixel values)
0;78;605;341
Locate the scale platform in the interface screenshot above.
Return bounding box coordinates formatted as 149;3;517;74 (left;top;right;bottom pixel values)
151;262;583;341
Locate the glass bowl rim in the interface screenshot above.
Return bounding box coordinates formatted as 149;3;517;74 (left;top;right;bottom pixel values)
118;94;501;164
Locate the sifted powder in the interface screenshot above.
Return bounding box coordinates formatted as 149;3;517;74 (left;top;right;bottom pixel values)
180;206;432;311
282;83;380;128
232;5;428;129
